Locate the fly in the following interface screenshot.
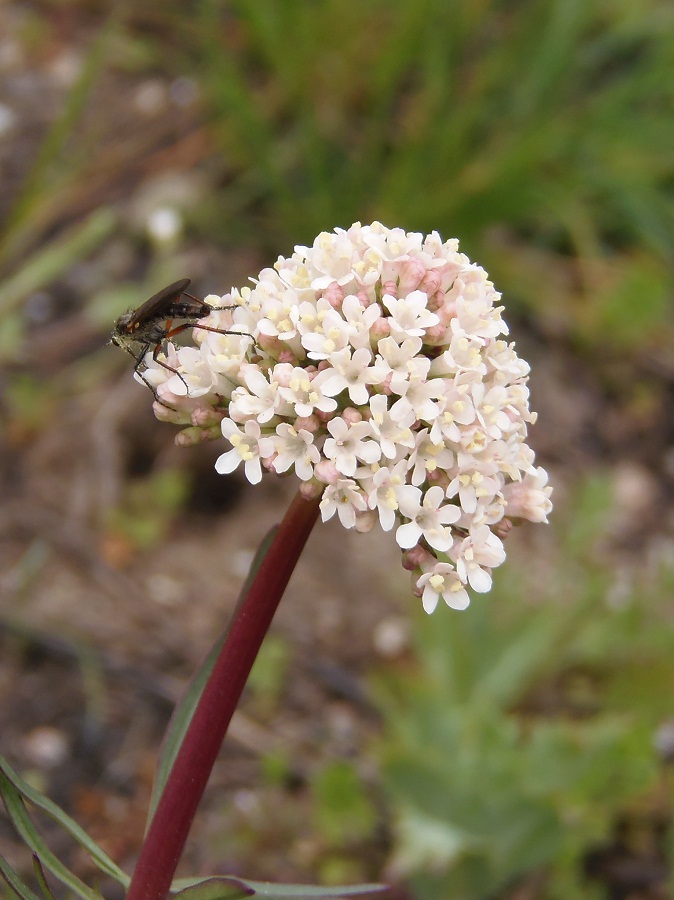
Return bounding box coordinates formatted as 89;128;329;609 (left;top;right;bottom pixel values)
111;278;238;406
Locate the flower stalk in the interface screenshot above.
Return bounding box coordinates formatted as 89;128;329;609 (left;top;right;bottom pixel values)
126;490;321;900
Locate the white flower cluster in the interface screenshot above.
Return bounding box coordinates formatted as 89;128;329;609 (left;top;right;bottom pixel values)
142;223;552;613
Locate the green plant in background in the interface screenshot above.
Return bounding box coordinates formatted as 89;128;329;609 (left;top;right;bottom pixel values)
193;0;674;349
374;477;673;898
104;467;192;551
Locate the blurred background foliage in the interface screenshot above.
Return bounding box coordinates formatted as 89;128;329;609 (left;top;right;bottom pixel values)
1;0;674;898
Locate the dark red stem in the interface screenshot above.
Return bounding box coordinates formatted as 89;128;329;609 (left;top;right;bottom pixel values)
126;490;321;900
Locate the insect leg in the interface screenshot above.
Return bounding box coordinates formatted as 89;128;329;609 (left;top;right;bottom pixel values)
122;341;178;411
151;336;190;394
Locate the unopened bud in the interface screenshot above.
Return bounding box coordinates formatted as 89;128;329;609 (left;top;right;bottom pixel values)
399;259;427;294
342;407;363;425
295;414;320;432
176;425;222;446
354;509;377;532
314;460;340;484
322;281;345;308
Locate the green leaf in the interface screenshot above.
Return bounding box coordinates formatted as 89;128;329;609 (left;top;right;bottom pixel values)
0;755;129;889
0;854;42;900
173;876;387;899
31;855;56;900
0;775;100;900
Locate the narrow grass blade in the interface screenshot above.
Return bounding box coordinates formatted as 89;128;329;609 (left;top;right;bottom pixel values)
0;775;100;900
0;854;42;900
0;756;129;889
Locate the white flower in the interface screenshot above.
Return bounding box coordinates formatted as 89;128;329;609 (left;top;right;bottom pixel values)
272;424;321;481
389;373;445;424
452;526;506;592
502;467;553;523
382;290;440;338
362;224;424;262
155;346;216;398
215;420;274;484
130;222;551;613
407;430;455;487
396;485;461;553
340;295;381;349
256;290;301;340
431;334;488;377
416;563;470;613
301;307;353;359
276;366;338;418
229;367;286;424
319;347;381;406
374;336;424;394
446;457;501;516
452;275;508;340
323;417;381;477
368;394;415;459
320;479;368;528
429;381;476;443
203;328;255;378
365;460;419;531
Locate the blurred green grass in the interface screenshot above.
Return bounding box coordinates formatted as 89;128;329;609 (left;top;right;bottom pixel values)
3;0;674;350
191;0;674;346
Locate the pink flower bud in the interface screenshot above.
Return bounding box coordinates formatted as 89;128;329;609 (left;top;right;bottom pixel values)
295;414;320;432
419;269;443;295
314;460;340;484
402;545;436;571
175;425;221;446
342;407;363;425
436;299;458;325
154;398;190;425
426;289;445;312
277;348;297;364
256;334;283;356
370;317;390;341
354;509;377;532
374;373;393;395
322;281;345;308
299;479;324;499
273;364;292;387
426;468;450;490
493;518;513;540
423;322;450;345
399;259;427;294
261;453;277;470
191;405;225;427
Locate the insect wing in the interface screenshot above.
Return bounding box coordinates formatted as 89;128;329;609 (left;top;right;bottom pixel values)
119;278;192;334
